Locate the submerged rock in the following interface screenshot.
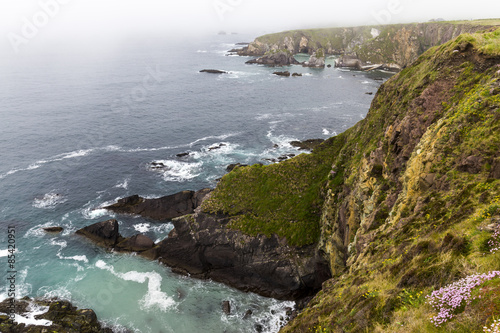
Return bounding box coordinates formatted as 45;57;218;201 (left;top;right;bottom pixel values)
105;189;211;220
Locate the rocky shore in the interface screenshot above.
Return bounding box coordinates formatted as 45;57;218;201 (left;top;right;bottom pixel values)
0;298;113;333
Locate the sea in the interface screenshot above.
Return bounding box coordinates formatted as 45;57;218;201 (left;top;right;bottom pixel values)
0;33;391;333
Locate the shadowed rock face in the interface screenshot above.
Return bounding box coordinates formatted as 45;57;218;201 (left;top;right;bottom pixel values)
142;204;331;300
75;219;121;248
76;219;155;253
105;189;212;220
0;298;113;333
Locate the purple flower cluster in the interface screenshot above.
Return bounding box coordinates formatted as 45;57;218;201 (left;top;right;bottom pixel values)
427;271;500;326
489;226;500;254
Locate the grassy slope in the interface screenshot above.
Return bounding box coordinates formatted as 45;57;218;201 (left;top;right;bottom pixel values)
280;28;500;332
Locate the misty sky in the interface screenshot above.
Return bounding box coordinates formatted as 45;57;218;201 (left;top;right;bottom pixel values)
0;0;499;53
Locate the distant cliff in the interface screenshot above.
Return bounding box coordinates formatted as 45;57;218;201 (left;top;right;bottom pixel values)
236;19;500;70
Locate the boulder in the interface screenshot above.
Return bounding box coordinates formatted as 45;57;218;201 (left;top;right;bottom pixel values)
292;73;302;77
222;301;231;315
105;189;212;220
176;152;190;158
246;50;300;66
43;226;64;233
75;219;122;248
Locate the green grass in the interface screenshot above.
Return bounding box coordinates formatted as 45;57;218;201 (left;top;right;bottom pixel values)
202;138;343;247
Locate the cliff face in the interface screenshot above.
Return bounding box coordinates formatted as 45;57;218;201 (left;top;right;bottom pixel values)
281;28;500;333
238;20;500;70
208;28;500;332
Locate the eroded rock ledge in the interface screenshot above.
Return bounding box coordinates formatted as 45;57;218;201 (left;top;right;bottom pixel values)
105;189;211;220
80;189;331;301
142;202;331;300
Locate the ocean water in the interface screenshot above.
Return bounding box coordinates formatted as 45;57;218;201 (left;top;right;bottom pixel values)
0;34;391;332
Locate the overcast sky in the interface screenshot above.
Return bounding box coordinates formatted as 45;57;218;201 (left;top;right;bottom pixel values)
0;0;499;53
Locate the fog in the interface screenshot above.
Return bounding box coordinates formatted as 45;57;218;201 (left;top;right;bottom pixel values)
0;0;499;55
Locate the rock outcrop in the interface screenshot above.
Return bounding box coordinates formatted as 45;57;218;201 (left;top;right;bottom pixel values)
290;139;325;151
142;201;331;300
105;189;211;220
303;49;325;68
76;219;155;254
75;219;122;248
246;50;300;66
0;298;113;333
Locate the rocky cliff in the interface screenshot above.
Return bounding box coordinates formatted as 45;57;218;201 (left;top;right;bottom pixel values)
213;28;500;331
237;20;500;70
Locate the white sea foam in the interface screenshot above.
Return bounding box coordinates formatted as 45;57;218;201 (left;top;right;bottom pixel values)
188;133;239;146
57;253;89;264
361;80;370;84
196;50;208;53
322;128;330;135
33;192;67;209
115;178;129;189
50;239;68;249
150;160;202;182
12;303;52;327
253;299;295;333
133;223;150;233
0;249;8;257
95;260;176;311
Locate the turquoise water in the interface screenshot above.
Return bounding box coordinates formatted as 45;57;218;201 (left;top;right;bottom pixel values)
0;34;391;332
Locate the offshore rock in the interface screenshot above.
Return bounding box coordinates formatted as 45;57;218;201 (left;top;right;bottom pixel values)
0;298;113;333
76;220;154;254
75;219;122;248
43;226;64;233
105;189;212;220
273;71;291;77
200;69;227;74
144;203;331;300
303;49;325;68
